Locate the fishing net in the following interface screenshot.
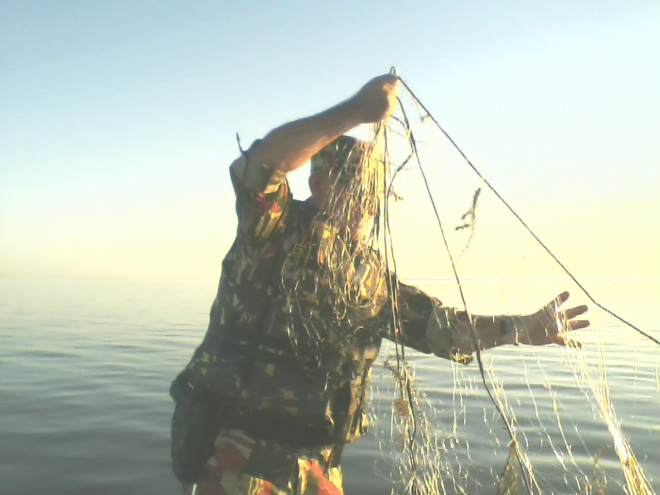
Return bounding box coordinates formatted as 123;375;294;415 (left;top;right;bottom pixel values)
284;75;658;494
376;79;658;495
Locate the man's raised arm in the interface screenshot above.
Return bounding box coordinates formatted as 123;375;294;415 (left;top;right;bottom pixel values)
231;74;399;193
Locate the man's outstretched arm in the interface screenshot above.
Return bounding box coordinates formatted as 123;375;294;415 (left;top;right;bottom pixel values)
231;74;399;192
425;291;590;359
394;283;589;361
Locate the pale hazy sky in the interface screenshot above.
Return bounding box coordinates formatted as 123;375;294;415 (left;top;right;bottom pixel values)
1;0;659;281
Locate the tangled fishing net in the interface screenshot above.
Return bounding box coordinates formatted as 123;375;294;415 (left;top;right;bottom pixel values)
286;75;659;495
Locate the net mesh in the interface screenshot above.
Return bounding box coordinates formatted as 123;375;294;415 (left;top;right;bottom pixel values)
288;78;658;495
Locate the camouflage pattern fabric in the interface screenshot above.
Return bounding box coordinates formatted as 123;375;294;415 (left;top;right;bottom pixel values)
187;429;343;495
172;150;471;488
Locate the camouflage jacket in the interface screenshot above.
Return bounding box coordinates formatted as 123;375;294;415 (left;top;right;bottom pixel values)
178;164;467;448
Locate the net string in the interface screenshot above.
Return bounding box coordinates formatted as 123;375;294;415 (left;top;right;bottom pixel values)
379;74;656;494
395;73;660;348
389;97;535;495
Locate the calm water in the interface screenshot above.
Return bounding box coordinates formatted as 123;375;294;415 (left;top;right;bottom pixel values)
0;276;658;495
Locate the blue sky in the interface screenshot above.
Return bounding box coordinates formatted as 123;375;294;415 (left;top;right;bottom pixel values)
1;0;659;278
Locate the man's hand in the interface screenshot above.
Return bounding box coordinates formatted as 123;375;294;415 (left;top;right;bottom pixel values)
349;74;399;123
517;291;590;347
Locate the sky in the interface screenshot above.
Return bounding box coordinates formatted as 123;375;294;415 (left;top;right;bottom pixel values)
1;0;659;282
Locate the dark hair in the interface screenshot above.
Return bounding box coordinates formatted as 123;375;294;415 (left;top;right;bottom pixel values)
310;136;367;174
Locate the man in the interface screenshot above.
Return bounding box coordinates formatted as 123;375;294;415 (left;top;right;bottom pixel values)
170;74;589;495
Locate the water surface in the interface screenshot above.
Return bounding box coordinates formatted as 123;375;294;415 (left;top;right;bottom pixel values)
0;276;657;494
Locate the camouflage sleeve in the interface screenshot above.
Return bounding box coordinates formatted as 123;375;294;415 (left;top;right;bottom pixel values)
229;142;292;246
390;281;474;364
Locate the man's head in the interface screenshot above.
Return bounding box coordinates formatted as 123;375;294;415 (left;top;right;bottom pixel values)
308;136;373;208
308;135;384;241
